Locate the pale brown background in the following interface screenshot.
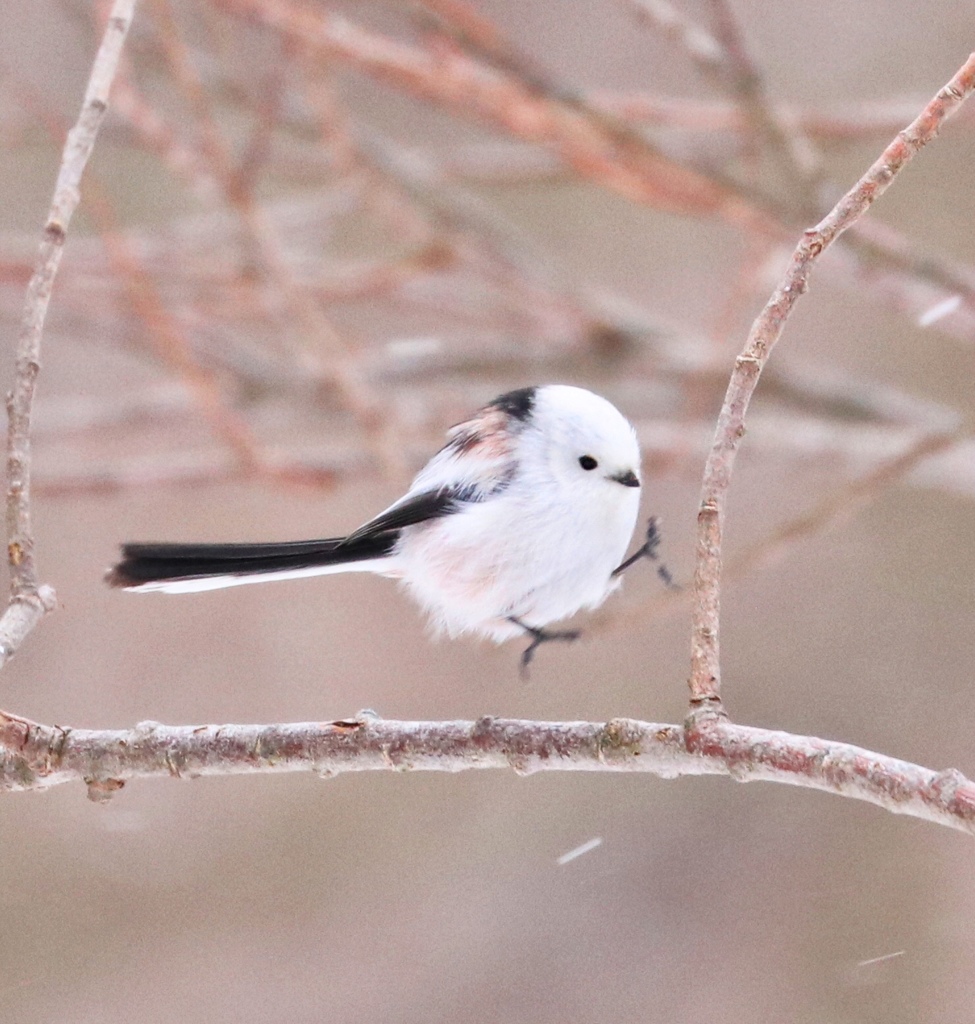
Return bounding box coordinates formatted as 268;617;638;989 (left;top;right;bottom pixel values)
2;2;975;1022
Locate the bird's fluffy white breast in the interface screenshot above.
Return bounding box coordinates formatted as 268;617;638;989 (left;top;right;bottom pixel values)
394;452;640;640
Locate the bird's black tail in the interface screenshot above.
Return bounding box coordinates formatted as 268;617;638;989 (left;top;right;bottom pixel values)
106;534;397;592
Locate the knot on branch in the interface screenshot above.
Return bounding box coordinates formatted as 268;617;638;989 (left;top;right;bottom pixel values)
697;498;720;519
43;220;66;244
734;353;761;372
7;540;27;567
683;700;729;754
598;718;645;762
471;715;497;741
800;233;824;257
0;709;35;750
929;767;975;818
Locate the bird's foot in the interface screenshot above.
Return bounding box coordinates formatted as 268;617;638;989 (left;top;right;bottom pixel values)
508;617;581;678
612;515;678;589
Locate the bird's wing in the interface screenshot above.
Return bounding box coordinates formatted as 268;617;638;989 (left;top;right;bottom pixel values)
344;396;527;545
341;485;478;545
410;405;521;490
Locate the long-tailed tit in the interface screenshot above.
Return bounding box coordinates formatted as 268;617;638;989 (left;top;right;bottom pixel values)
107;385;665;668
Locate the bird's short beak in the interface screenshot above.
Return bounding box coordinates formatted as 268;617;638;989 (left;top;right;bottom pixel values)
611;469;641;488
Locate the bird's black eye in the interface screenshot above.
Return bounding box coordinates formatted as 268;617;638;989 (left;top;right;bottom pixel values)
578;455;598;471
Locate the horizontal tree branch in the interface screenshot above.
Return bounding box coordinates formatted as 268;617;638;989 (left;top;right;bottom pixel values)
1;710;973;835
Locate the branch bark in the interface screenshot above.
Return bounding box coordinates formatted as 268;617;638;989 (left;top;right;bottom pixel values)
0;0;136;670
2;710;974;835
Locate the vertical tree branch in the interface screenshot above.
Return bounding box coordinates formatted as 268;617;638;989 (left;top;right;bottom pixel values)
0;0;137;669
689;52;975;712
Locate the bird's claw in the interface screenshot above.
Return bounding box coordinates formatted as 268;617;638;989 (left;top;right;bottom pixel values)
509;617;581;678
612;516;678;589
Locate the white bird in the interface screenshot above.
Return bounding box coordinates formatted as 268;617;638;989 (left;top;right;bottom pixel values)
108;385;662;668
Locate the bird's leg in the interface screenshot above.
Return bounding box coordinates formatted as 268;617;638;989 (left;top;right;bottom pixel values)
508;616;581;677
612;516;678;589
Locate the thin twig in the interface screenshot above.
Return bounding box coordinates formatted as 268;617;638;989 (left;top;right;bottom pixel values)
0;0;136;669
689;52;975;710
1;711;974;837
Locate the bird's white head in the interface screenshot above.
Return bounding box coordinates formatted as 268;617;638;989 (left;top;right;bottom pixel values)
520;384;642;495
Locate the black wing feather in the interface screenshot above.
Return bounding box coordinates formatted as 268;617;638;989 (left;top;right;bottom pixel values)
341;486;476;545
